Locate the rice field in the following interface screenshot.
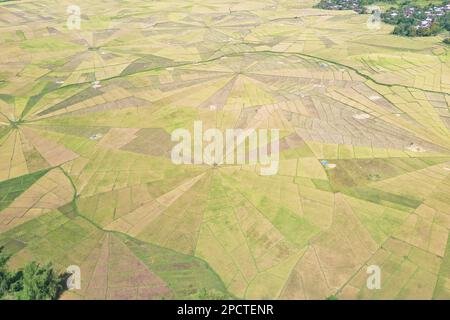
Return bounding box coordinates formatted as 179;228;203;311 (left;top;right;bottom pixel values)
0;0;449;300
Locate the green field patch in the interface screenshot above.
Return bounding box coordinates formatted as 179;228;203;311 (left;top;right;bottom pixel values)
257;196;320;247
0;169;50;212
311;178;334;192
343;186;422;211
120;234;231;299
57;202;77;219
38;104;200;134
16;215;102;268
0;211;68;256
326;157;450;191
0;94;14;104
345;196;409;244
44;219;93;251
37;86;102;116
22;146;50;172
2;238;25;254
15;30;25;40
120;55;174;76
434;233;450;299
20;37;82;52
22;81;63;117
0;126;10;141
39;125;110;139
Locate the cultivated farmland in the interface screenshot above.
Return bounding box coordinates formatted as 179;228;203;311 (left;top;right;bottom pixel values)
0;0;449;300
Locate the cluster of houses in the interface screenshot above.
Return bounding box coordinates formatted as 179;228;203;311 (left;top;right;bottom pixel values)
384;3;450;29
316;0;450;32
315;0;365;13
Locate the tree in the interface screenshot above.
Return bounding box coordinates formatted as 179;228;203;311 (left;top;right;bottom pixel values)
195;288;228;300
428;23;442;36
0;247;65;300
0;247;11;297
442;12;450;31
0;248;23;299
17;262;63;300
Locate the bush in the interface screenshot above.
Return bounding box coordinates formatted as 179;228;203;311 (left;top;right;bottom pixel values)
0;247;65;300
17;262;63;300
0;247;13;298
194;288;229;300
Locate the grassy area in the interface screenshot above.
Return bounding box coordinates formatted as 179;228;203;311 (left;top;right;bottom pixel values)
0;169;50;211
0;0;449;300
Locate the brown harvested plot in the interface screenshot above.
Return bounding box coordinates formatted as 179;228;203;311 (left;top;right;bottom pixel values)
98;128;140;149
21;127;79;166
134;172;212;255
279;247;332;299
0;169;73;232
19;130;51;172
340;238;443;300
105;173;205;236
80;233;172;300
120;128;175;157
64;97;152;116
280;194;378;299
0;131;28;180
198;75;238;110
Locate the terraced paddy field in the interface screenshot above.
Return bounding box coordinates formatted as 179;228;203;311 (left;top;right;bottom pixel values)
0;0;449;299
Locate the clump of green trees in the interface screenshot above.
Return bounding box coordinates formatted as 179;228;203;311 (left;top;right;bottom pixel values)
382;1;450;37
315;0;398;13
0;247;66;300
385;6;450;37
197;288;229;300
392;22;443;36
315;0;450;37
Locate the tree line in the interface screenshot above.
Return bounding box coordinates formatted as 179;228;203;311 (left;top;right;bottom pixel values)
0;247;67;300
